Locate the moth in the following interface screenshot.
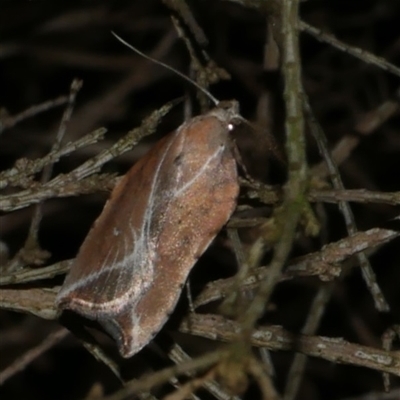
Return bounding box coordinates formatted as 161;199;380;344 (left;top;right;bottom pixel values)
56;100;240;357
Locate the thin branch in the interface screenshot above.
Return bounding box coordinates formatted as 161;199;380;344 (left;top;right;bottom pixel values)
0;259;71;286
168;344;241;400
0;328;69;385
180;314;400;377
0;127;107;190
0;95;69;135
48;100;178;187
101;350;225;400
305;96;389;311
300;21;400;79
194;228;398;308
241;0;308;335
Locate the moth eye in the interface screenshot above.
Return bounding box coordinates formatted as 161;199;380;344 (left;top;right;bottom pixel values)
228;123;234;131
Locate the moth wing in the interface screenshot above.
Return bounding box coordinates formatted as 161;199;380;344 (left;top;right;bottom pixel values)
55;132;178;318
103;114;239;357
57;109;239;358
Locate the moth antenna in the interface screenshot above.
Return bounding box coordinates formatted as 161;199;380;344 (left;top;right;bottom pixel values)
111;31;220;107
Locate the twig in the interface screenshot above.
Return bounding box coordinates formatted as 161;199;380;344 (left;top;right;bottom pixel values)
300;21;400;79
381;325;400;391
80;341;123;383
5;80;83;272
247;357;281;400
305;96;389;311
0;127;107;190
101;350;225;400
48;100;178;187
25;80;83;250
0;328;69;385
245;178;400;206
0;95;68;135
241;0;308;336
0;173;117;212
180;314;400;377
0;287;59;320
283;285;333;400
308;189;400;206
168;344;242;400
0;259;71;285
312;97;399;179
194;228;399;308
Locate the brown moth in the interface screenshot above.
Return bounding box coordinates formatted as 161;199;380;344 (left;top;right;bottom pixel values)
56;101;240;357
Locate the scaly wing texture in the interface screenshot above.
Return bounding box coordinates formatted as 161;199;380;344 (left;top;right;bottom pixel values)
56;111;239;357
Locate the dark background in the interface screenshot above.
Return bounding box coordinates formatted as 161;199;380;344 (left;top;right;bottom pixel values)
1;1;400;399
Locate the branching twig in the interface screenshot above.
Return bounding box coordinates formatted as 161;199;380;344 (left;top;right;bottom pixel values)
180;314;400;377
305;97;389;311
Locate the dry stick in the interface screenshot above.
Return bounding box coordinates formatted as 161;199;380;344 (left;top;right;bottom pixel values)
8;177;400;214
167;353;202;400
27;79;83;242
169;344;241;400
0;287;60;320
381;325;400;391
6;80;83;272
283;285;333;400
180;314;400;377
305;97;389;312
283;99;393;400
165;370;214;400
312;97;399;179
256;13;280;162
0;173;116;212
80;341;122;383
244;178;400;206
227;227;277;379
0;259;71;285
221;229;251;316
225;0;400;78
101;350;225;400
283;97;392;400
194;227;398;309
0;95;69;135
3;227;397;319
228;228;276;380
170;14;232;115
225;0;400;79
162;0;208;46
299;21;400;79
48;100;177;188
225;3;309;394
308;189;400;206
241;0;308;333
0;328;69;385
0;127;107;190
247;357;281;400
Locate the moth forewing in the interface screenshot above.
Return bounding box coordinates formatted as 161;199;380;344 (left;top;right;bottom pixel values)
56;102;240;358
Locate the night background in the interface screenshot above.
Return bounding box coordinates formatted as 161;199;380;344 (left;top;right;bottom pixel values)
1;1;400;399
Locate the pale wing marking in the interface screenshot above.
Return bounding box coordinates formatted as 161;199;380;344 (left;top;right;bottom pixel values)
174;144;225;198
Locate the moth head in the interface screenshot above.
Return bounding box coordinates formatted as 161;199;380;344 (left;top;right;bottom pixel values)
208;100;242;130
